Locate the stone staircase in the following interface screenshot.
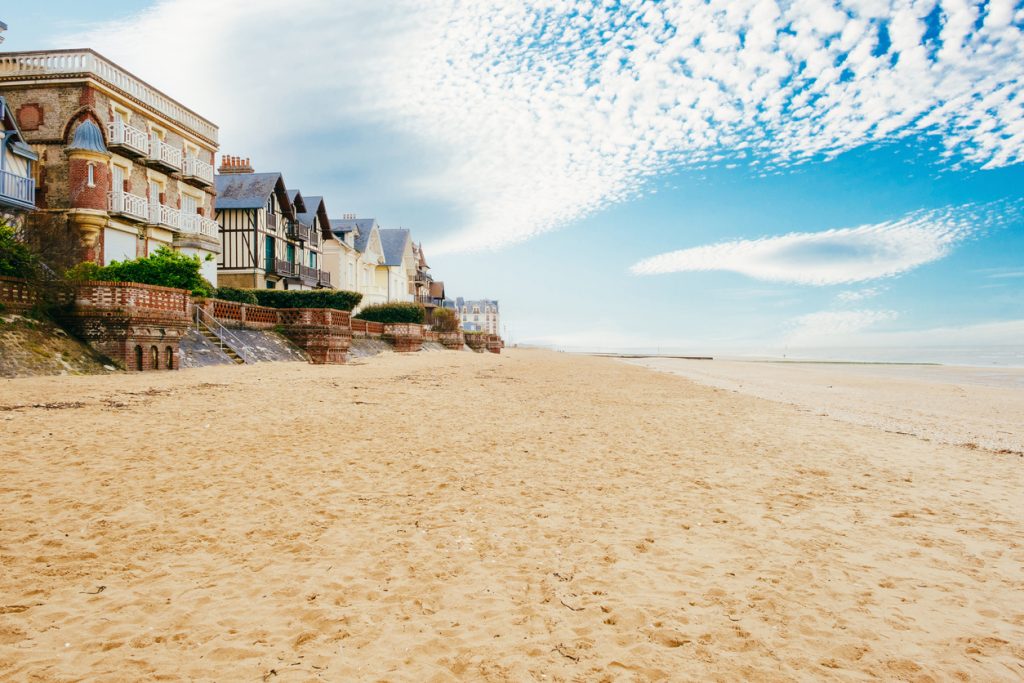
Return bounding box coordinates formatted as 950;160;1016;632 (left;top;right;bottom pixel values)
197;326;245;364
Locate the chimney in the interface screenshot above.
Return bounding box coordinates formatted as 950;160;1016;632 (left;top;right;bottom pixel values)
343;213;356;220
218;154;254;174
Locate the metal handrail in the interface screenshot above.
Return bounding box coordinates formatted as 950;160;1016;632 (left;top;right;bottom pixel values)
193;306;255;364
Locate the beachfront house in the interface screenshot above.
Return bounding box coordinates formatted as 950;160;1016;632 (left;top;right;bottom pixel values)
0;95;38;221
379;228;416;304
330;216;390;308
323;215;361;292
455;297;501;335
0;49;220;281
214;156;330;290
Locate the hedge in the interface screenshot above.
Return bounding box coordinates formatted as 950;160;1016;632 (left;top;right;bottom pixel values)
64;246;214;296
252;289;362;311
354;302;425;324
214;287;259;305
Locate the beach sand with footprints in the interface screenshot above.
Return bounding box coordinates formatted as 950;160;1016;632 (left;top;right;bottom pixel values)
1;349;1021;680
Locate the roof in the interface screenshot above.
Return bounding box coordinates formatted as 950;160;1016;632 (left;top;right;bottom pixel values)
429;281;445;299
66;120;107;155
286;189;306;215
379;228;411;266
332;218;379;253
215;172;287;210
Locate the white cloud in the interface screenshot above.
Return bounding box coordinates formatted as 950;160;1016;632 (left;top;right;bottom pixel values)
786;309;900;345
630;201;1020;284
836;286;885;302
63;0;1024;252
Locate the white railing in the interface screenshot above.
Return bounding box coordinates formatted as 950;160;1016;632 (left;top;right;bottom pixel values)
0;169;35;207
149;202;180;229
0;50;218;143
182;154;214;184
149;136;182;170
107;190;149;222
107;119;150;156
179;213;219;240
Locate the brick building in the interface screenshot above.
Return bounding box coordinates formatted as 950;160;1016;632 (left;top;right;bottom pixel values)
0;49;220;281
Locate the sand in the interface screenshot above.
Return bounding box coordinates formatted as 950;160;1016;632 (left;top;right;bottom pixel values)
0;349;1021;681
625;358;1024;454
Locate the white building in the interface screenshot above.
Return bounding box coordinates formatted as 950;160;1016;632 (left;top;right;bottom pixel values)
454;297;500;335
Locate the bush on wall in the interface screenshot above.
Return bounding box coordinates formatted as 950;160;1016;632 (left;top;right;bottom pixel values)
0;222;40;279
354;302;425;324
64;246;214;296
213;287;259;305
431;307;460;333
251;289;362;311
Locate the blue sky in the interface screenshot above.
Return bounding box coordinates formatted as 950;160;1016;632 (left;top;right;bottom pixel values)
4;1;1023;362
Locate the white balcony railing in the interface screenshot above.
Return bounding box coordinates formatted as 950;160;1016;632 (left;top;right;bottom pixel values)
107;190;149;222
149;136;182;171
179;213;219;240
0;50;218;143
106;118;150;156
0;169;35;208
182;154;214;184
149;202;180;229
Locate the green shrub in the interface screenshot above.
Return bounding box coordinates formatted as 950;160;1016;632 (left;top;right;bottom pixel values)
354;302;425;324
214;287;259;305
65;247;214;296
252;289;362;311
0;222;40;279
431;307;460;333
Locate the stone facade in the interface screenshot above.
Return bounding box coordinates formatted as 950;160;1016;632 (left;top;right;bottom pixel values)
0;50;219;280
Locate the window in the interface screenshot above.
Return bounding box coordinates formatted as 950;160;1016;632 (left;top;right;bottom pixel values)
111;165;125;193
182;194;198;216
286;243;295;264
309;252;317;268
86;163;95;188
265;236;275;269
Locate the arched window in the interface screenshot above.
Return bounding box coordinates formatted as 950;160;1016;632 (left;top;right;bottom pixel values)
150;346;159;369
135;345;143;371
165;346;174;369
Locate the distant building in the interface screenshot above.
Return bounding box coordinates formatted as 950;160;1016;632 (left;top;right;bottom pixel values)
214;157;330;290
0;95;38;222
0;49;220;277
452;297;500;335
0;20;7;44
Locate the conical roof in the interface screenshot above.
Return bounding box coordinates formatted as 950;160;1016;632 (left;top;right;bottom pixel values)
67;120;108;154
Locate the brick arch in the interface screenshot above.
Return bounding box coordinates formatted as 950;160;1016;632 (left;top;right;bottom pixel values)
61;108;108;147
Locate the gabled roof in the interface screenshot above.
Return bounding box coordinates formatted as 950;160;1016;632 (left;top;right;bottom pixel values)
298;195;332;236
215;172;292;215
379;228;411;267
332;218;379;253
286;189;307;215
1;96;39;161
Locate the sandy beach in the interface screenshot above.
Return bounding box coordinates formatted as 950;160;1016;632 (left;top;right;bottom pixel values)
1;349;1022;681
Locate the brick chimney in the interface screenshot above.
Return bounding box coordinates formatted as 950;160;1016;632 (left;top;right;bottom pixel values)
218;154;254;174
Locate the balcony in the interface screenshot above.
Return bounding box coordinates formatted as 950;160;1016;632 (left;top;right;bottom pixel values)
182;153;214;186
318;270;332;288
106;119;149;157
271;259;295;277
298;264;318;286
266;213;278;230
0;50;219;143
179;213;219;240
148;136;182;172
288;222;311;243
149;202;180;229
107;190;149;222
0;169;35;210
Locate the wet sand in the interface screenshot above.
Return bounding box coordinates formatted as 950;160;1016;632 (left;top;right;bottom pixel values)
626;357;1024;454
1;349;1022;681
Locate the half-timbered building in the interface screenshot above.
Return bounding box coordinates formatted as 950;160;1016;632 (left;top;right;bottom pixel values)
214;156;329;290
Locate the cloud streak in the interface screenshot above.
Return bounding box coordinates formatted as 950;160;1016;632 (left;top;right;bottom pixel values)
630;201;1021;284
67;0;1024;252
